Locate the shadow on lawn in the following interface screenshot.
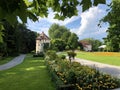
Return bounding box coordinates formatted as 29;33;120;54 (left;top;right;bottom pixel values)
1;58;46;75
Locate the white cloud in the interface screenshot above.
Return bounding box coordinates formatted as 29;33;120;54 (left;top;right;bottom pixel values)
26;18;51;33
26;5;109;40
39;27;49;36
27;8;81;34
77;6;108;40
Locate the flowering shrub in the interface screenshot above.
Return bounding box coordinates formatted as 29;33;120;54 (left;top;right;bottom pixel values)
46;58;120;90
45;50;58;60
33;52;45;57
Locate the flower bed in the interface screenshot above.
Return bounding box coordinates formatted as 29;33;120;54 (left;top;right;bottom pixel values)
93;52;120;56
46;59;120;90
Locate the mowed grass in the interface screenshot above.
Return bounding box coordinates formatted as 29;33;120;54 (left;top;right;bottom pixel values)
0;56;14;65
76;51;120;66
0;54;55;90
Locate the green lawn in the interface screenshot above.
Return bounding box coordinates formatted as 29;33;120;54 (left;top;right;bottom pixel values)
0;54;55;90
76;51;120;66
0;56;14;65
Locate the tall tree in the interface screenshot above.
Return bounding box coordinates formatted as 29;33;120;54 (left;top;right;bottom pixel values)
102;0;120;52
16;23;37;53
0;22;37;56
3;21;19;56
50;39;66;51
49;23;70;41
68;33;79;50
49;24;69;51
61;30;71;42
49;23;79;50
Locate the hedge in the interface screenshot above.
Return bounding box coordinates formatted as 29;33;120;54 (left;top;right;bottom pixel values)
45;59;120;90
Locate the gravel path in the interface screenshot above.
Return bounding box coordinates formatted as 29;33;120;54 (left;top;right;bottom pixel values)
0;54;26;70
73;58;120;79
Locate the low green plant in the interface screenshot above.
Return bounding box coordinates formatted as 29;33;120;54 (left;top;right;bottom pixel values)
77;46;81;50
31;50;35;54
65;45;70;50
67;51;76;62
33;52;45;57
59;55;66;60
45;50;58;60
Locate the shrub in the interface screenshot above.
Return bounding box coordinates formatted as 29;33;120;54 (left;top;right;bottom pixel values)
31;50;35;54
67;51;76;61
65;45;70;50
33;52;44;57
46;59;120;90
77;46;81;50
45;50;58;60
59;55;66;60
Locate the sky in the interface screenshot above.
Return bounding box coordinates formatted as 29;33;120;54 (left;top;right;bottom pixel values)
26;1;111;41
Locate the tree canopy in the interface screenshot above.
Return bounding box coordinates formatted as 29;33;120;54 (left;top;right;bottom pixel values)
102;0;120;52
49;23;78;50
0;22;37;57
0;0;106;42
0;0;106;24
49;23;70;39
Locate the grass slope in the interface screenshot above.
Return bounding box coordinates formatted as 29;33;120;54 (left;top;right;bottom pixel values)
76;52;120;66
0;54;55;90
0;57;14;65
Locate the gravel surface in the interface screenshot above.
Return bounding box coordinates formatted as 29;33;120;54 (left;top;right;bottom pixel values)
74;58;120;79
0;54;26;70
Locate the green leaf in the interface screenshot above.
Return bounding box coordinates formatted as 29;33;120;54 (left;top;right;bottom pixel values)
0;7;6;19
33;0;39;11
28;11;38;21
94;0;106;6
17;10;27;23
0;24;4;43
80;0;92;12
5;14;17;25
23;0;31;6
54;14;60;19
17;0;28;23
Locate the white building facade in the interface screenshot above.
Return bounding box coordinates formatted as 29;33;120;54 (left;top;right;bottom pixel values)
36;32;50;53
83;45;92;51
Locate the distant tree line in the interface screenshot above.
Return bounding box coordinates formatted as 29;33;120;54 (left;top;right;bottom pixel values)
0;21;37;57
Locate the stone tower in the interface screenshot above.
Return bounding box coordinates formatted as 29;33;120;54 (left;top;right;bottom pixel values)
36;32;50;53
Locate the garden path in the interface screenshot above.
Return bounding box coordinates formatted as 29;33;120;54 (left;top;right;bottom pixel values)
74;58;120;79
0;54;26;70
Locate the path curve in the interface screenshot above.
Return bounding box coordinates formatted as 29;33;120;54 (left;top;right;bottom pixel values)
74;58;120;79
0;54;26;70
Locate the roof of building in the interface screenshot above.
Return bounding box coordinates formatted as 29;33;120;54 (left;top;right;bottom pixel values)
79;40;92;48
80;40;91;45
98;45;106;48
36;32;50;40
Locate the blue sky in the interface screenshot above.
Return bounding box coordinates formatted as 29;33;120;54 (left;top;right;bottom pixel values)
26;1;111;41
